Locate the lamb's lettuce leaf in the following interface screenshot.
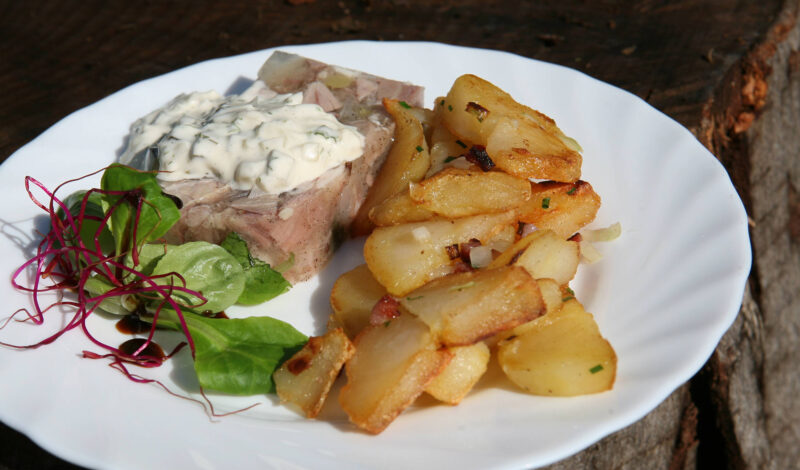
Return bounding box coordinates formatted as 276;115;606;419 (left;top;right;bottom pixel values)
220;232;291;305
157;309;307;394
100;164;180;256
150;241;245;314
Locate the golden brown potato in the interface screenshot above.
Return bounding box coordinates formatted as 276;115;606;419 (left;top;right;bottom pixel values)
426;97;474;177
497;299;616;396
517;181;601;238
488;229;579;285
352;99;432;235
369;190;436;226
441;74;582;182
330;264;388;339
488;278;564;344
364;211;516;296
426;342;490;405
486;119;582;183
274;328;355;418
408;167;531;218
339;313;451;434
399;265;545;346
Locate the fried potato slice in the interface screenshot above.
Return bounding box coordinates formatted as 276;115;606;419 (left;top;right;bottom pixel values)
365;211;516;296
330;264;388;339
497;299;616;396
408;167;531;218
441;74;581;182
399;265;545;346
488;229;579;285
369;190;436;226
339;313;451;434
427;97;474;177
352;99;432;236
425;342;490;405
492;278;566;344
274;328;355;418
517;181;601;238
486;119;581;183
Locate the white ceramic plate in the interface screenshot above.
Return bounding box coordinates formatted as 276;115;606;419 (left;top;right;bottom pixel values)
0;41;750;469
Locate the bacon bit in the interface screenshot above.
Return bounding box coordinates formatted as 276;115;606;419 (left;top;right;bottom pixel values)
465;145;495;171
370;295;401;326
451;259;473;273
568;233;583;242
466;101;490;122
445;244;460;260
459;238;482;262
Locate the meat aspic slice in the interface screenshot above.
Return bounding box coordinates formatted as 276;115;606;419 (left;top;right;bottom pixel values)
158;52;424;283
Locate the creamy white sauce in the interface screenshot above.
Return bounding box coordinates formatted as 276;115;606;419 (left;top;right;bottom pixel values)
120;81;365;195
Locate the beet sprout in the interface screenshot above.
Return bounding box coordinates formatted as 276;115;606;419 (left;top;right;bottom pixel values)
6;168;202;372
1;167;265;420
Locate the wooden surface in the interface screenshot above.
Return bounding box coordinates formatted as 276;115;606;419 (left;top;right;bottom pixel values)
1;1;798;468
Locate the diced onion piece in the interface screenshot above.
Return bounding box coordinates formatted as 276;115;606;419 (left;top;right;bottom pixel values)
412;226;432;242
469;245;493;268
579;239;603;264
583;222;621;243
488;238;513;254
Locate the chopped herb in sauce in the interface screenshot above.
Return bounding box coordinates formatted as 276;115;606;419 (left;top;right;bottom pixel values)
567;186;578;195
589;364;604;374
444;156;458;163
406;295;424;301
399;101;411;109
415;145;424;152
455;140;467;148
541;197;551;209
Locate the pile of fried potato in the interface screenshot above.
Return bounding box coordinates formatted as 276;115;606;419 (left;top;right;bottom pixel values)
273;74;617;434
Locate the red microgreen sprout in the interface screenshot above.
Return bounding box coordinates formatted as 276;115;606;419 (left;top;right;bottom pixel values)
0;168;252;417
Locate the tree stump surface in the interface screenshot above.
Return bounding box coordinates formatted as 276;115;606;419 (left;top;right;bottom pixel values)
1;1;798;468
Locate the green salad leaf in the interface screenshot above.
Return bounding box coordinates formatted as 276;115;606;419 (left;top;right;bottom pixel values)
158;309;307;394
220;232;291;305
100;164;180;255
150;241;245;314
58;190;115;255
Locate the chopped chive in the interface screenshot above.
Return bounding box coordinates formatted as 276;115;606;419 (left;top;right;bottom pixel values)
415;145;424;152
439;99;445;106
455;140;467;148
541;197;551;209
399;101;411;109
562;296;574;302
384;320;391;327
448;105;453;111
406;295;424;301
589;364;604;374
444;156;458;163
565;287;575;296
448;281;475;292
567;186;578;195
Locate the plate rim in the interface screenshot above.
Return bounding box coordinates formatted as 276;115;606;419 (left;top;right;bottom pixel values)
0;40;752;470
